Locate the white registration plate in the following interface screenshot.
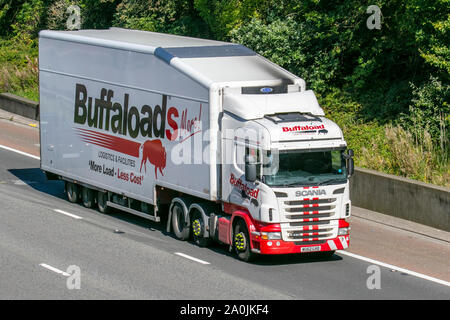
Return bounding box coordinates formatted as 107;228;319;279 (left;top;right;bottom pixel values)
301;246;321;253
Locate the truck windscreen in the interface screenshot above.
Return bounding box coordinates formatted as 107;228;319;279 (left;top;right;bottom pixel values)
262;149;347;187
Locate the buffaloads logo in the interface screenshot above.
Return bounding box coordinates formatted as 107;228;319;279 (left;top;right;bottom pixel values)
230;173;259;200
283;124;325;132
73;84;201;178
74;83;179;140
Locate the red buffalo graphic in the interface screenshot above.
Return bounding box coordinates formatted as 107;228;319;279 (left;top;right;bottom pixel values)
139;139;167;179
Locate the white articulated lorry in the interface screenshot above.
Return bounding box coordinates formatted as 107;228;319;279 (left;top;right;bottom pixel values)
39;28;354;261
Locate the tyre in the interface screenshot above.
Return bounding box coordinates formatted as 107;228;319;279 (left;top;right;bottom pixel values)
66;182;80;203
97;191;111;214
233;220;256;262
170;201;190;241
191;209;212;247
81;186;95;208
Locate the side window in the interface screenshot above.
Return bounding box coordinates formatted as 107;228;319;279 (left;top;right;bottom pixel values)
245;145;261;178
331;150;343;173
234;140;262;178
235;141;246;172
331;151;340;168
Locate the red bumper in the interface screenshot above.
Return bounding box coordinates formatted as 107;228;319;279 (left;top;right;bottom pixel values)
250;219;350;255
254;235;350;255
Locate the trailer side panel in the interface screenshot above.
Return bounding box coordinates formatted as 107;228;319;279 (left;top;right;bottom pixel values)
39;37;212;203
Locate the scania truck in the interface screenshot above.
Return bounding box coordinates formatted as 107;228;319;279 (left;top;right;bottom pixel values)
39;28;354;261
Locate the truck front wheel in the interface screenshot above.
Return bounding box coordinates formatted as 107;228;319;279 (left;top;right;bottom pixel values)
233;220;256;262
191;209;212;247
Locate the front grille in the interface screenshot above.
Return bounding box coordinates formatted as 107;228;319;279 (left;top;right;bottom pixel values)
285;205;335;213
281;196;338;242
285;198;336;206
283;197;337;219
287;227;334;241
289;220;329;227
287;212;331;220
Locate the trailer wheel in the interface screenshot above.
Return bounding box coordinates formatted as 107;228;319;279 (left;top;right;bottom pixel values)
81;187;95;208
66;182;80;203
97;191;110;214
171;202;190;241
191;209;212;247
233;220;256;262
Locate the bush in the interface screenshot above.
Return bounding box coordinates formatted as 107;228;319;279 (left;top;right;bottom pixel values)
230;18;305;77
113;0;209;37
0;38;39;101
404;76;450;148
46;0;72;30
0;0;448;187
320;89;449;187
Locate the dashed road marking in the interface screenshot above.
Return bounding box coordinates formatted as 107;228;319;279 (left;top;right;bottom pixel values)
39;263;70;277
175;252;210;265
54;209;83;220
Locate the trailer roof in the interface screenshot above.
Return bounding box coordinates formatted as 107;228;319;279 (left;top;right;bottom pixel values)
39;28;300;88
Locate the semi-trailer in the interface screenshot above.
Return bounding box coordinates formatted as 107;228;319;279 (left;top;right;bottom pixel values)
39;28;354;261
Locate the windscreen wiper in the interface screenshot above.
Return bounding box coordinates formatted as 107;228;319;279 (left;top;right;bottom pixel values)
317;178;346;186
282;181;317;187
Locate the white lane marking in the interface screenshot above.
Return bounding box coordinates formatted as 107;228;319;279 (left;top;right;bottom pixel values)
0;144;40;160
338;250;450;287
174;252;210;265
54;209;83;220
14;180;37;185
39;263;70;277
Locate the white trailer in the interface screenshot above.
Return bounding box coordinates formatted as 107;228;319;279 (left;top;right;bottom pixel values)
39;28;354;261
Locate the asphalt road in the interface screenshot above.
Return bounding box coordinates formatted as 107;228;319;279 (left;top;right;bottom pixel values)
0;115;449;300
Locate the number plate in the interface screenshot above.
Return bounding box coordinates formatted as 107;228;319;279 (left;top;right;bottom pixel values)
301;246;321;253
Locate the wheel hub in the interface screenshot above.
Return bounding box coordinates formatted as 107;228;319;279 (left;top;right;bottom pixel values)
234;232;246;251
192;219;202;237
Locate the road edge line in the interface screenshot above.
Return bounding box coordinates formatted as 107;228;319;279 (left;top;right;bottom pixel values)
338;250;450;287
0;144;40;160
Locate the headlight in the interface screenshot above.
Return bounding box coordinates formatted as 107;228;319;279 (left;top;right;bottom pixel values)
338;227;350;235
261;232;282;240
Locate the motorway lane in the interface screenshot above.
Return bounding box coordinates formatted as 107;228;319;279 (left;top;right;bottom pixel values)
0;147;449;299
347;209;450;282
0;149;291;299
0;115;39;156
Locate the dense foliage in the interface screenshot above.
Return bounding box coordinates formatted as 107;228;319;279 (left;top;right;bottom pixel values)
0;0;448;185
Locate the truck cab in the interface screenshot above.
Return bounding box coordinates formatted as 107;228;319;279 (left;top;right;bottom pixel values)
220;87;353;260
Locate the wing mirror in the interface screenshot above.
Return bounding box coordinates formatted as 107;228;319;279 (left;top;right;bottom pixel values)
346;149;354;176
